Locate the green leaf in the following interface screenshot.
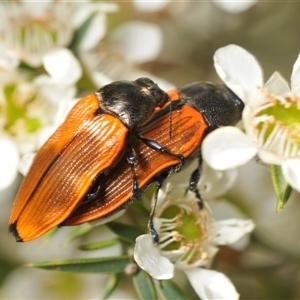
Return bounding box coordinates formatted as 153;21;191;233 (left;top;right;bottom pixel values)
158;280;190;300
107;222;144;244
132;270;156;300
62;223;94;245
27;256;131;274
42;227;60;242
78;238;119;251
270;165;292;212
103;273;121;300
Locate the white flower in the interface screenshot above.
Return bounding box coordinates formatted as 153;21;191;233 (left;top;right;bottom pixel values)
0;69;42;154
112;21;163;64
134;184;254;299
0;2;74;67
0;47;81;150
0;136;19;191
211;0;257;14
0;1;116;67
0;44;19;70
132;0;169;13
170;160;238;200
17;94;80;176
80;20;164;87
34;48;81;106
0;46;82;184
73;2;118;52
185;268;240;300
203;44;300;193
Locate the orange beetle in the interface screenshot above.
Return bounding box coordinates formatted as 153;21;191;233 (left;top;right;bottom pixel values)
9;78;170;242
62;82;244;243
62;98;207;226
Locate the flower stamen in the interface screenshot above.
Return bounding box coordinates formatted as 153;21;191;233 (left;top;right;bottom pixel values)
253;96;300;160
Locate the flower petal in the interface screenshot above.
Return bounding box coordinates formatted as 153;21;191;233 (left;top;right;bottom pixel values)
292;82;300;99
0;137;19;190
77;12;106;51
72;2;118;29
202;127;257;170
18;152;35;176
264;71;290;95
91;71;113;87
210;202;252;250
34;74;77;106
291;52;300;97
214;44;263;106
199;162;238;199
212;0;257;14
0;44;19;70
282;159;300;193
43;48;82;85
72;3;118;51
113;21;163;64
185;268;239;300
257;148;283;165
212;218;255;245
132;0;169;12
134;235;174;280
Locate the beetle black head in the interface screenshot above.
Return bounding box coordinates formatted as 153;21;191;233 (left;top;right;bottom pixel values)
97;78;169;129
180;82;244;127
134;77;169;108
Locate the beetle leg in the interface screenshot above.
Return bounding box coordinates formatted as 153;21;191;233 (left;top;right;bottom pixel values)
126;144;140;196
81;173;105;205
189;126;217;209
137;135;185;172
147;173;167;244
189;152;204;209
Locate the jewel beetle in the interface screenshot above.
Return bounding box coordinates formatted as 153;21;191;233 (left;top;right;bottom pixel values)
62;82;244;239
62;97;208;226
9;78;172;242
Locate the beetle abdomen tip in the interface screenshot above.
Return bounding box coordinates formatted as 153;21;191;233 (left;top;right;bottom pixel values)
9;222;23;242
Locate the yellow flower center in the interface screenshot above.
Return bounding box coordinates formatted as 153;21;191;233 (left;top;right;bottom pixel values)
158;200;210;266
1;83;42;136
161;205;203;251
254;96;300;158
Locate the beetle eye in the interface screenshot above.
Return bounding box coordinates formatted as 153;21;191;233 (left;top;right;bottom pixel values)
151;88;165;103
